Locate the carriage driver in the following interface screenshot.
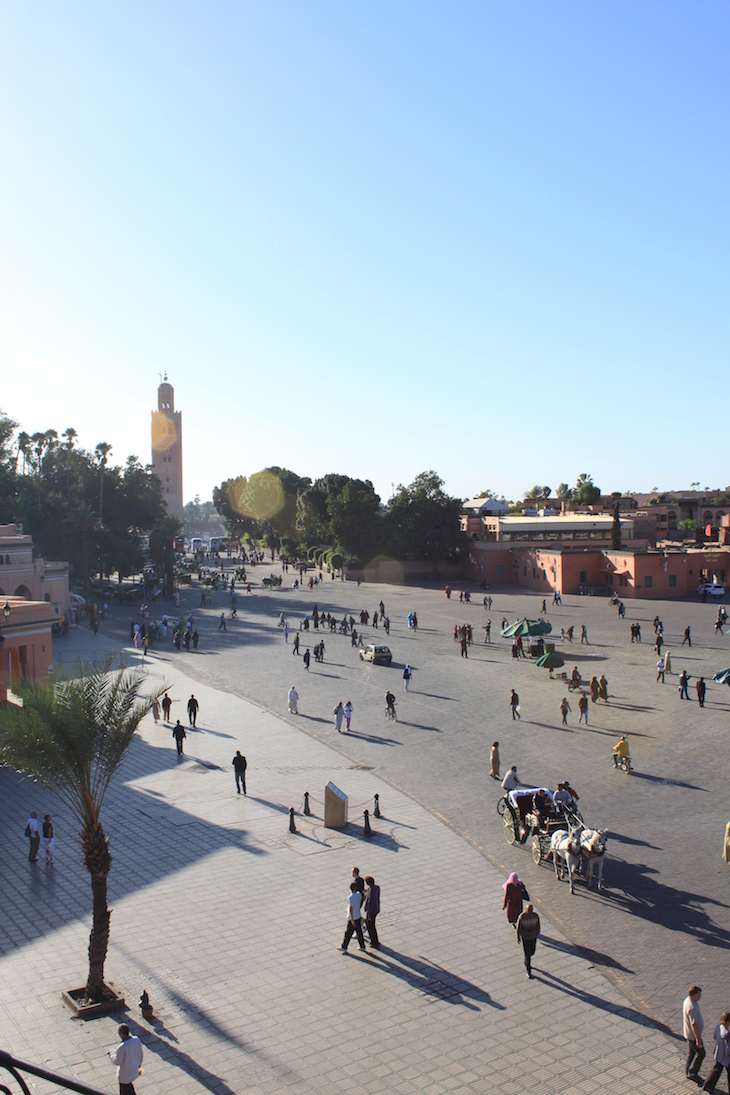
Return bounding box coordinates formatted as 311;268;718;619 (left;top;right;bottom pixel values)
612;735;630;767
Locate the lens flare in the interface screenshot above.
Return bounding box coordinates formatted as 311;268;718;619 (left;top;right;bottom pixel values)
229;471;284;521
151;413;177;453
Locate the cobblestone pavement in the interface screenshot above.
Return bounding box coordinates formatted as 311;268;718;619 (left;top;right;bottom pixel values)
0;633;692;1095
82;570;730;1032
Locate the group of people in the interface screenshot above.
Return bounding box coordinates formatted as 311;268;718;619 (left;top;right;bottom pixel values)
24;811;54;864
341;867;381;952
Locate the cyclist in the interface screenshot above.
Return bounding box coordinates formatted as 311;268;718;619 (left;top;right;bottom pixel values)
612;735;630;769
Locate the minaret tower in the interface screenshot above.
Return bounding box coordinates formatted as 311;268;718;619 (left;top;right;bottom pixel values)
151;373;184;521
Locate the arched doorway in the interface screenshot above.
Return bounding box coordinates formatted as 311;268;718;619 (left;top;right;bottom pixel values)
14;585;32;600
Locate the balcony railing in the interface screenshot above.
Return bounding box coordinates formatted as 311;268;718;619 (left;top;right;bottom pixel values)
0;1050;108;1095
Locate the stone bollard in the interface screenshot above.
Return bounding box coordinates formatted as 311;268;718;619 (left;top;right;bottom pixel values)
289;807;297;833
373;793;381;818
303;792;311;816
363;809;372;837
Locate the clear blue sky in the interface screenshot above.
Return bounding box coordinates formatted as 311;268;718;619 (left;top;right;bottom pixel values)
1;2;728;506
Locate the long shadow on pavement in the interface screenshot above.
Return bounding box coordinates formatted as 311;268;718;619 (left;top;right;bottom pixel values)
348;946;504;1012
531;968;678;1039
539;934;634;973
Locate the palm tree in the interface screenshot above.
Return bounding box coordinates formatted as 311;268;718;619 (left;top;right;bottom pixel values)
95;442;113;524
15;430;31;475
151;513;183;595
62;427;78;490
0;656;162;1000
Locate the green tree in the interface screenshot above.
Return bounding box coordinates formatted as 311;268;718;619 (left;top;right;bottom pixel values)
611;502;622;550
573;473;601;506
0;657;161;1000
386;471;464;561
328;479;381;558
95;442;113;523
150;514;183;595
556;483;572;501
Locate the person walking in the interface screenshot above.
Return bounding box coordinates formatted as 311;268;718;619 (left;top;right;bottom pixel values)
333;702;345;733
581;625;588;645
578;693;589;725
340;881;367;952
152;699;161;724
483;619;491;643
363;875;380;949
559;697;571;725
490;741;500;779
656;657;666;684
292;633;300;655
502;872;529;929
590;676;599;704
43;814;54;864
598;674;609;702
26;811;41;862
232;751;247;795
161;692;172;722
516;902;541;978
683;986;706;1082
187;694;199;727
701;1011;730;1093
283;624;290;643
219;612;227;632
287;685;299;714
108;1023;144;1095
679;670;690;700
510;689;520;720
403;665;412;691
344;701;353;731
460;633;468;658
697;677;706;708
172;720;186;755
303;648;311;672
683;626;692;648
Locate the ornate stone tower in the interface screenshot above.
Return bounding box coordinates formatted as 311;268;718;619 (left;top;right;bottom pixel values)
151;374;184;521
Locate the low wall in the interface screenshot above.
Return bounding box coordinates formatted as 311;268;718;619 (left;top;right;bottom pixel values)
348;558;466;586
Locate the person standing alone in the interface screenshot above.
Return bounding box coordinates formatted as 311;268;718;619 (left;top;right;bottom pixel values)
108;1023;144;1095
43;814;54;864
172;720;186;755
516;902;540;978
510;689;520;720
187;694;199;727
683;985;705;1082
232;751;247;795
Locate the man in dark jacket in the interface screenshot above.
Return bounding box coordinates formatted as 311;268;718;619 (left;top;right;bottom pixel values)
516;902;541;978
363;876;381;949
232;751;247;795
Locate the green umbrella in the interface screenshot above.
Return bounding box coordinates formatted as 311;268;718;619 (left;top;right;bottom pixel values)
536;651;564;669
500;618;553;638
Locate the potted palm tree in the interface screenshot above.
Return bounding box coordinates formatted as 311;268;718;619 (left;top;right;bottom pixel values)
0;654;162;1017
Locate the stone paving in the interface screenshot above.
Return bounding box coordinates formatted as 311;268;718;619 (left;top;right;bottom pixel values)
0;572;727;1093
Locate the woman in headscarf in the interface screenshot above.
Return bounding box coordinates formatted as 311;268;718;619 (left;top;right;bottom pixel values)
502;872;530;929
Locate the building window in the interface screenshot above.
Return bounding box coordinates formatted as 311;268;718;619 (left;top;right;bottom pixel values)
644;575;653;588
580;570;587;584
668;575;677;587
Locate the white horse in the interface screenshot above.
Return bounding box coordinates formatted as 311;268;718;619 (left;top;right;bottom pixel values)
551;825;608;894
579;828;608;891
550;823;584;894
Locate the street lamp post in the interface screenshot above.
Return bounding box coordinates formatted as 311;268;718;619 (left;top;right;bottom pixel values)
0;600;10;698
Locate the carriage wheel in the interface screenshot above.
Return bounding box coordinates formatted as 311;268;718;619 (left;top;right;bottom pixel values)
531;837;542;864
497;796;507;817
503;814;516;845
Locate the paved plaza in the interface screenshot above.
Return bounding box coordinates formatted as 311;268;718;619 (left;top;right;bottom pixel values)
1;571;728;1093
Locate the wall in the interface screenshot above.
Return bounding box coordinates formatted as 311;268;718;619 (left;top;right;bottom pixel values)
0;597;55;703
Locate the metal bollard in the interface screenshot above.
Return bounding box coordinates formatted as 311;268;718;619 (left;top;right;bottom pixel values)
373;793;381;818
289;807;297;833
303;791;311;815
363;809;372;837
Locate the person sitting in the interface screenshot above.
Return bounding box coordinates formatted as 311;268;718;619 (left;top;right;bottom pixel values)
532;789;553;830
612;735;630;767
554;782;571;807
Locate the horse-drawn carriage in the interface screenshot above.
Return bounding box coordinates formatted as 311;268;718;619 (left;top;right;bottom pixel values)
262;575;283;589
499;787;607;893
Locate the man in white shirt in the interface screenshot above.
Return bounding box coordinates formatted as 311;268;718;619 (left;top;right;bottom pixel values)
108;1024;144;1094
26;812;41;863
501;767;521;792
683;985;705;1081
340;882;366;952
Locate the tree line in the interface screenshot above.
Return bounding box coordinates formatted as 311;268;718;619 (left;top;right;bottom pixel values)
0;411;180;589
212;468;466;566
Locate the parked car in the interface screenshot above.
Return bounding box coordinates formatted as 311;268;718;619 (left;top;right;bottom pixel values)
359;644;393;666
697;583;725;597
